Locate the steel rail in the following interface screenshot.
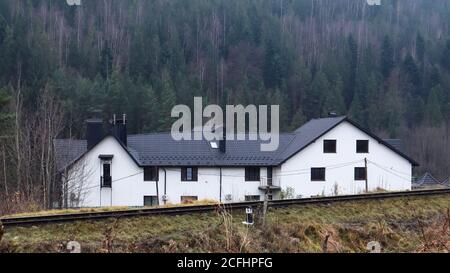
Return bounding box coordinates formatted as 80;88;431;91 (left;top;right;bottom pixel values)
1;188;450;227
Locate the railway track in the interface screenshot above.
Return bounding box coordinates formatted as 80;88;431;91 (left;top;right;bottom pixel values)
1;188;450;227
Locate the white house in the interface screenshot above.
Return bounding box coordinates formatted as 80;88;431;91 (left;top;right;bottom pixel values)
54;115;418;207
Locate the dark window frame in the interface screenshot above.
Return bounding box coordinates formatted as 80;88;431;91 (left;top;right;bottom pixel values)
356;140;369;153
144;166;159;181
323;140;337;153
354;167;367;181
245;167;261;181
102;163;112;188
181;167;198;182
311;168;326;182
245;195;261;201
143;196;158;206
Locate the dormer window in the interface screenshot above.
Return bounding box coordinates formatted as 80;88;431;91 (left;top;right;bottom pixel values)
210;141;218;149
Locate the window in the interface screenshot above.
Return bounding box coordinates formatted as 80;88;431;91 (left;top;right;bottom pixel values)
267;167;273;185
357;140;369;153
102;163;112;187
144;167;159;181
245;195;261;201
245;167;260;181
143;196;158;206
311;168;326;181
323;140;337;153
181;167;198;181
210;141;218;149
181;196;198;203
354;167;367;181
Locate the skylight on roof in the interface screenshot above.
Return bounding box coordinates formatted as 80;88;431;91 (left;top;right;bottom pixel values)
210;141;218;149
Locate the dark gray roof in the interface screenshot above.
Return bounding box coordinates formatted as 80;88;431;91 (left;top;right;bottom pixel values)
383;139;405;153
53;139;87;171
277;116;346;162
54;116;419;170
440;177;450;186
127;133;295;166
413;172;440;187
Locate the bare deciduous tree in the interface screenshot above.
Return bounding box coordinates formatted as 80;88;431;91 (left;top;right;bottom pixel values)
61;157;94;208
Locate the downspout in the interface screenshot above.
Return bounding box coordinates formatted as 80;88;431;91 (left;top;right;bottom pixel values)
163;167;167;205
219;167;222;203
99;162;102;207
63;169;68;209
156;168;160;206
110;161;113;206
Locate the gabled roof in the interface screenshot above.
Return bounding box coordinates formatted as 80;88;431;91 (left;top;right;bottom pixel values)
277;116;419;166
54;116;419;170
54;139;87;171
383;139;406;154
413;172;440;187
441;177;450;186
276;116;346;163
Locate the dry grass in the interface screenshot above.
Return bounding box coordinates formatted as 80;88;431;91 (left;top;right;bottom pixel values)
0;193;43;217
2;199;219;218
2;195;450;253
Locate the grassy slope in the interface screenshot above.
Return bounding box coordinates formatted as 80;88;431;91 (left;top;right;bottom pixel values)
1;200;219;218
1;195;450;253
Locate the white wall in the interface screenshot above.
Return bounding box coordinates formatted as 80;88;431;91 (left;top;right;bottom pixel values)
68;136;155;207
279;121;412;198
68;136;268;207
66;121;413;207
159;167;266;204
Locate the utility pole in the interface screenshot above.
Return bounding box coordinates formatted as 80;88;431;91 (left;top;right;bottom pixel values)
2;142;8;195
262;188;269;227
365;158;369;193
219;167;222;203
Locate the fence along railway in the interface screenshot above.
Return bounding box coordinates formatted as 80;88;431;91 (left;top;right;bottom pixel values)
1;189;450;227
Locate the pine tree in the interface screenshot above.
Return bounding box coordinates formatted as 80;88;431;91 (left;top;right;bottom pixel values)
100;45;113;80
402;54;421;88
442;40;450;71
158;70;177;131
343;35;358;107
106;69;128;116
289;108;306;131
263;39;283;89
141;85;159;133
424;85;443;126
380;81;404;138
0;15;6;45
304;71;328;119
267;89;289;132
322;74;345;117
416;33;425;65
381;36;394;80
0;86;11;125
349;91;364;125
365;73;380;130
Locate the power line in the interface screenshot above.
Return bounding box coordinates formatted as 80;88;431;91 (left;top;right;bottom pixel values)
76;159;411;192
81;170;144;191
366;159;412;176
76;159;365;191
367;160;411;182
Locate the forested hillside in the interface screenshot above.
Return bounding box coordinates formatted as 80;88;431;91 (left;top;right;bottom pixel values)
0;0;449;211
